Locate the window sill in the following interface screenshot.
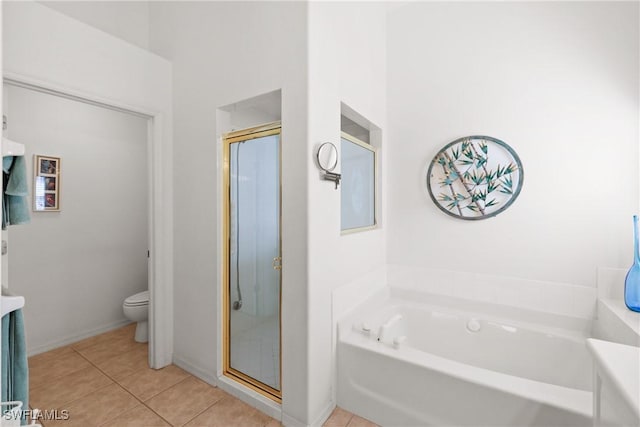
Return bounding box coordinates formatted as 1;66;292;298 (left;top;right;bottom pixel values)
341;225;377;236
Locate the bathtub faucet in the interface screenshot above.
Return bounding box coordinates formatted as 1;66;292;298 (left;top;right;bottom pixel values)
378;314;403;342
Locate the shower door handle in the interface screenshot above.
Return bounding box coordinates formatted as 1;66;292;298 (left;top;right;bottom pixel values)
272;256;282;270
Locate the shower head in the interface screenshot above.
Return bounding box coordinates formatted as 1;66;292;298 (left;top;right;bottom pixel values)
232;300;243;310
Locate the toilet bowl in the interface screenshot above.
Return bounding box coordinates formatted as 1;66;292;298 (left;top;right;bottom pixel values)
123;290;149;343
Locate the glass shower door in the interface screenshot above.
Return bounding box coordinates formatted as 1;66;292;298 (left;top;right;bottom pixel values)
224;125;281;398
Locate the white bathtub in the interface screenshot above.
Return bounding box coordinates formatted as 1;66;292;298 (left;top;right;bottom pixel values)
337;289;593;426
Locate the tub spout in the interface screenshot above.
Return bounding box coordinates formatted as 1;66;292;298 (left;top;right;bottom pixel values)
378;314;403;342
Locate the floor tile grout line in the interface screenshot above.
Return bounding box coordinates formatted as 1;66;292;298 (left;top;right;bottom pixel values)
92;353;215;426
71;343;148;384
135;375;196;426
33;380;115;416
73;342;144;366
345;413;355;427
28;364;92;393
61;331;196;426
55;346;124;413
50;337;165;426
121;371;191;405
76;347;176;427
171;394;227;427
74;342;145;362
324;411;354;427
69;326;136;353
28;345;98;392
30;346;115;408
29;327;175;426
67;343;177;427
102;382;176;427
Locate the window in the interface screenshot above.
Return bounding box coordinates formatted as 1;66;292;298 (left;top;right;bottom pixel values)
341;131;376;232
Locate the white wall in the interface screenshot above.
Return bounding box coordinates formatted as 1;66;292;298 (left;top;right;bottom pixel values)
387;2;639;288
148;2;310;424
38;1;150;50
4;84;148;354
307;2;387;423
149;3;387;424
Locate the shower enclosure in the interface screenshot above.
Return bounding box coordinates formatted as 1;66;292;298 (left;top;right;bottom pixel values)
223;123;281;400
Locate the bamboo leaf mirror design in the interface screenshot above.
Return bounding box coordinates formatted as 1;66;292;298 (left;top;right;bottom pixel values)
426;136;524;220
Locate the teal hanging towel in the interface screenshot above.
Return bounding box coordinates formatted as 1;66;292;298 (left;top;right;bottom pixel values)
1;308;29;424
2;155;30;230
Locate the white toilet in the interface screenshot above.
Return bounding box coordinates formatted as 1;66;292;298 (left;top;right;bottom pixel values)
123;290;149;343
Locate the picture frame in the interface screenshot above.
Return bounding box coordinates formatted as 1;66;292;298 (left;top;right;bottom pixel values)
34;155;61;212
426;135;523;220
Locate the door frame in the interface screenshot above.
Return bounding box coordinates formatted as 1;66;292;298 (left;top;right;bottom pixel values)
222;121;282;402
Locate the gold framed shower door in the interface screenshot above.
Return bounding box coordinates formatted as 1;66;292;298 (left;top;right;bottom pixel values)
222;121;282;402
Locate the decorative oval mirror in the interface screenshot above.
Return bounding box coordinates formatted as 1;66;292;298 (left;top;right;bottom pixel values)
317;142;338;172
426;135;524;220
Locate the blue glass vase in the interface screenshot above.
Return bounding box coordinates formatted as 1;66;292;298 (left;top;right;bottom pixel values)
624;215;640;312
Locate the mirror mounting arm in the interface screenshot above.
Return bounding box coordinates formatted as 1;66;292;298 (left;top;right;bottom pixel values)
316;142;340;189
323;171;341;189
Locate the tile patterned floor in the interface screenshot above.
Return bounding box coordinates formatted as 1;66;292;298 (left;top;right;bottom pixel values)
28;324;377;427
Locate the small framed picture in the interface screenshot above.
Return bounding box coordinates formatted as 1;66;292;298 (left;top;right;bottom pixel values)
44;193;56;208
39;158;58;175
34;155;61;212
45;176;56;191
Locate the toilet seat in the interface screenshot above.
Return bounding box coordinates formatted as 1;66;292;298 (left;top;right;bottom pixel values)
124;290;149;307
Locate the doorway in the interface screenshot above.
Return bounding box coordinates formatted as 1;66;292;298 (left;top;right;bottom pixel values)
2;79;152;360
222;122;281;401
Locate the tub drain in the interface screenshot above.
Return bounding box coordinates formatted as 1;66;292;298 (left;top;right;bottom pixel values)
466;318;481;332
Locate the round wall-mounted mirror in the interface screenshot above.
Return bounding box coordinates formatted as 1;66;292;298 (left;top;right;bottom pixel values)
317;142;338;172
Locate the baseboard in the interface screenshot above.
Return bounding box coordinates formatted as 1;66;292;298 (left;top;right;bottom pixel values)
173;353;282;421
281;412;307;427
172;353;218;386
172;356;332;427
279;400;334;427
28;319;131;356
310;400;335;427
216;375;282;421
